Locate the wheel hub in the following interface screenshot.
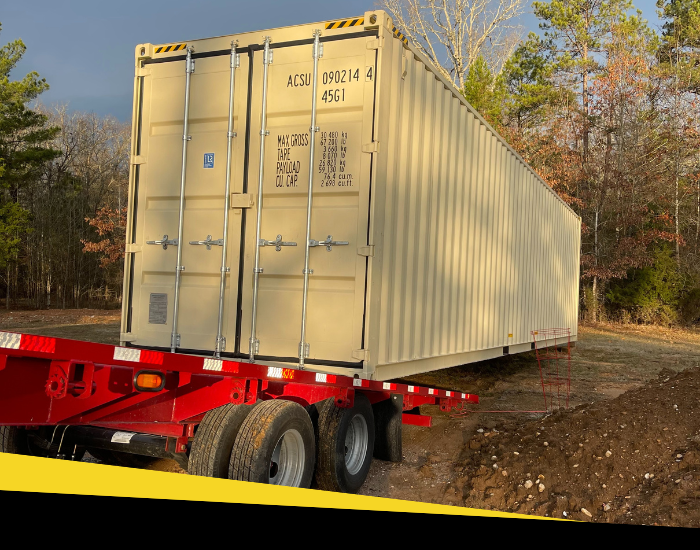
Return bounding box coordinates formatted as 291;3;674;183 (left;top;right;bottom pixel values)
269;428;305;486
344;414;368;475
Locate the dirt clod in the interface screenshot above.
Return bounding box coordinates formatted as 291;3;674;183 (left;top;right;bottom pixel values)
463;367;700;526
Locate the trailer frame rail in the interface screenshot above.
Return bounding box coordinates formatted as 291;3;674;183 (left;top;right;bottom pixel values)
0;331;478;453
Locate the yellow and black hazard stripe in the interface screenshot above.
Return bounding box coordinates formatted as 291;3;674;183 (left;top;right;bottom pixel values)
155;43;187;54
392;26;409;46
325;17;365;30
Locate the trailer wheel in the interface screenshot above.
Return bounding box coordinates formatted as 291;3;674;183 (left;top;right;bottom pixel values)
0;426;30;455
229;400;315;488
189;403;253;478
315;393;375;493
1;426;84;460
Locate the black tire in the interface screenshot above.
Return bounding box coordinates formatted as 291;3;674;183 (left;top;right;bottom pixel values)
229;400;315;487
315;393;375;493
189;403;253;478
1;426;84;460
0;426;30;455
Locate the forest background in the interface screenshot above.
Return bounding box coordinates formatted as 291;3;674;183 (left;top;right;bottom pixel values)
1;0;699;326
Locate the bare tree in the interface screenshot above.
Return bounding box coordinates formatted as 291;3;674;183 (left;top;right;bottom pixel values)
380;0;526;88
22;104;130;309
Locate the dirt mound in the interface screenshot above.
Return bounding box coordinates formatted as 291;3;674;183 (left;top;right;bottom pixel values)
460;366;700;526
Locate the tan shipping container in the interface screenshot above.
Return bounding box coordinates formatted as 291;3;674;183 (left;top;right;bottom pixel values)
120;10;581;381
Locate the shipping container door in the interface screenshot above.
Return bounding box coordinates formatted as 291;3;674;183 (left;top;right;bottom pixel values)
133;51;249;351
239;35;375;364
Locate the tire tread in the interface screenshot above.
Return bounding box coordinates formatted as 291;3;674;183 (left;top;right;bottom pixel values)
0;426;28;455
189;403;252;477
229;400;314;487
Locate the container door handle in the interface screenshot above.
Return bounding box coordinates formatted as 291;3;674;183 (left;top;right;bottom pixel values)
309;235;349;252
259;234;297;251
189;235;224;250
146;234;179;250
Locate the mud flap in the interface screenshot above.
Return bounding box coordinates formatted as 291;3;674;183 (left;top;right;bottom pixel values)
372;393;403;462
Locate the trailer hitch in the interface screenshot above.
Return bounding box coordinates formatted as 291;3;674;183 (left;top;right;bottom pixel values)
46;360;96;400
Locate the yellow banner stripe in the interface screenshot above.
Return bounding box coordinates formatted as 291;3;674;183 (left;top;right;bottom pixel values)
0;453;558;519
325;17;365;30
155;43;187;54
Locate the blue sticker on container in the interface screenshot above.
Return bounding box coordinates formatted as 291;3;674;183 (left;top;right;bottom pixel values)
204;153;215;168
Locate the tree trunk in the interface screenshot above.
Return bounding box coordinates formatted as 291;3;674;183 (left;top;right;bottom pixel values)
592;277;598;323
675;165;680;265
695;180;700;255
583;62;589;162
592;207;600;323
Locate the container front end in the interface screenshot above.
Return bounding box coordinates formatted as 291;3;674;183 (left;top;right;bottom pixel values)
121;14;382;373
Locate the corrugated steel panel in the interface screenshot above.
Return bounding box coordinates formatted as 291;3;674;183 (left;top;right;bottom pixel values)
121;10;581;381
370;31;580;379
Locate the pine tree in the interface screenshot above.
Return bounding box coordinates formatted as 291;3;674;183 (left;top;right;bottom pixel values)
462;56;505;124
0;22;59;306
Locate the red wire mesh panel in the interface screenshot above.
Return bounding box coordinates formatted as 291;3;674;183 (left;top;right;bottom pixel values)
531;328;571;413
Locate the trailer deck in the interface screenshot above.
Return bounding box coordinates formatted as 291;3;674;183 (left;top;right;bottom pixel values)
0;330;478;490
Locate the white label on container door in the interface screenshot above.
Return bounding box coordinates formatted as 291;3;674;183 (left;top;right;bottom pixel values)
110;431;135;444
148;293;168;324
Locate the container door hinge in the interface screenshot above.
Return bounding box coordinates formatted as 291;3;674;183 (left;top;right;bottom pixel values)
136;67;152;78
249;338;260;356
120;333;137;343
230;193;254;209
125;244;142;253
216;336;226;352
362;142;379;153
352;349;370;361
357;245;375;257
367;37;385;50
131;155;146;165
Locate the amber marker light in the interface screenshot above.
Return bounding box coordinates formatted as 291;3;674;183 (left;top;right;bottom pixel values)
134;370;166;392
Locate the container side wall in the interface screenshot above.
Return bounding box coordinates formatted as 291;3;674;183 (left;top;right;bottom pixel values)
372;28;581;379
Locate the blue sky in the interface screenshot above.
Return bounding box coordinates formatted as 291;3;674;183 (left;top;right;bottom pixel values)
2;0;663;122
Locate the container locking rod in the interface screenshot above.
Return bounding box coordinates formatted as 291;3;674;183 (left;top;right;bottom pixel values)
171;45;195;353
298;30;323;370
215;41;240;357
249;37;272;362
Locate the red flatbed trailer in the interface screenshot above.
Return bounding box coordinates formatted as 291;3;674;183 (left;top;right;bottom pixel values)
0;331;477;492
